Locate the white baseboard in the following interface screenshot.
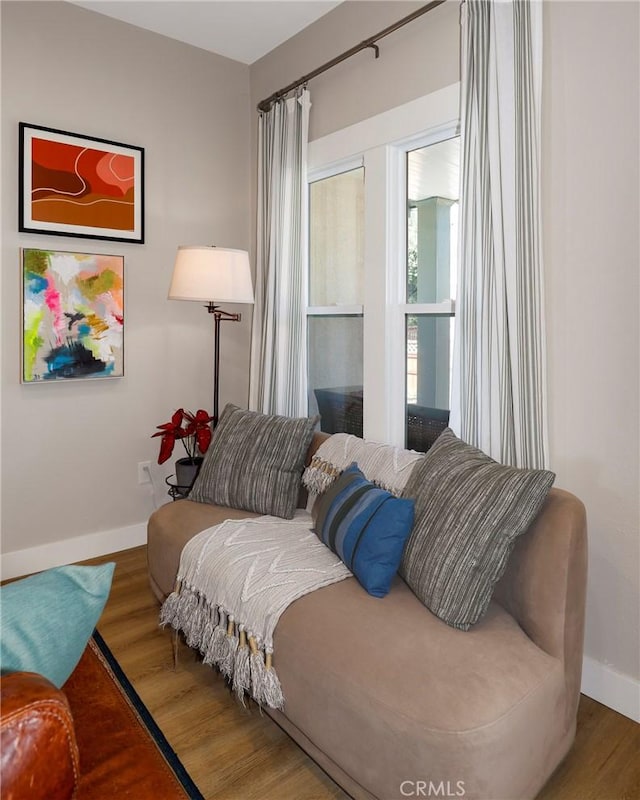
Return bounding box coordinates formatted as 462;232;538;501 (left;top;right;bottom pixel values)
581;655;640;723
0;522;147;581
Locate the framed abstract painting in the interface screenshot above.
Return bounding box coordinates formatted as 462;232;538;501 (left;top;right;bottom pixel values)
19;123;144;243
22;249;124;383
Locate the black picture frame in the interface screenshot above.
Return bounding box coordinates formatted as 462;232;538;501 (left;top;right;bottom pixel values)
19;122;145;244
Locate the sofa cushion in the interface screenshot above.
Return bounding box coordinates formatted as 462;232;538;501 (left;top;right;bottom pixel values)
401;428;555;630
0;563;115;688
270;575;566;800
312;463;414;598
189;404;317;519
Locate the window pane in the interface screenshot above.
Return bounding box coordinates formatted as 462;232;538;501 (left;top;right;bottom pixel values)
309;168;364;306
407;138;459;304
406;314;452;452
308;315;363;436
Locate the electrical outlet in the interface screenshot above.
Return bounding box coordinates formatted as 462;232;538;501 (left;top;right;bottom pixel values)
137;461;151;485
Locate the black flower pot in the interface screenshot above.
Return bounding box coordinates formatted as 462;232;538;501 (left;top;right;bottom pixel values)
174;456;203;498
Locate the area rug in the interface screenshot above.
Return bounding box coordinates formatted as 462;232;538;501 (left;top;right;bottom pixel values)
63;630;204;800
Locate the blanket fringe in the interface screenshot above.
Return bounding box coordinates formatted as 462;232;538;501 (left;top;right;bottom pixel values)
220;618;238;678
248;637;284;710
202;605;219;644
250;650;267;706
186;594;207;648
160;582;286;711
203;614;228;666
233;628;251;705
302;455;340;494
159;590;180;628
262;651;284;709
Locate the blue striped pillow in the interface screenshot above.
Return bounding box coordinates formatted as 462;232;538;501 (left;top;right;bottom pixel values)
312;463;415;598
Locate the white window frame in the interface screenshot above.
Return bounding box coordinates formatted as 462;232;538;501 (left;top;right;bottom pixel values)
307;84;460;447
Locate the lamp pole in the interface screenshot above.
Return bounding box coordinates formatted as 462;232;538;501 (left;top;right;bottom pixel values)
206;303;241;427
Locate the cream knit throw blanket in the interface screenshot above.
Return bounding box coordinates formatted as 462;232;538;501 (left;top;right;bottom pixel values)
302;433;424;497
160;511;350;709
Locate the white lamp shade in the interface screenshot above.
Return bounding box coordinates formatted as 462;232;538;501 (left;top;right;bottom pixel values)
168;246;254;305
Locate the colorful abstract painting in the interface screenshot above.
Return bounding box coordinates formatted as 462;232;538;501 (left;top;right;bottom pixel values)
19;123;144;243
22;249;124;383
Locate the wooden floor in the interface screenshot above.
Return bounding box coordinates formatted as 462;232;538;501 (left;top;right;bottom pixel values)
84;546;639;800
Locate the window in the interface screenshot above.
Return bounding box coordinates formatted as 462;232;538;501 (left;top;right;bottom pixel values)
307;167;364;436
404;139;459;451
307;85;460;450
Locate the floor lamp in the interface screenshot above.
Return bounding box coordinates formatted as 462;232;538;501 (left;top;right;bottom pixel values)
168;246;254;427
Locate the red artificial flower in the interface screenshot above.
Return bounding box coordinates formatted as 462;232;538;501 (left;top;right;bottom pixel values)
184;409;214;454
152;408;213;464
152;408;185;464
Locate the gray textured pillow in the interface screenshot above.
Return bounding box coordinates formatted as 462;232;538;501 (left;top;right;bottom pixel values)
401;428;555;630
189;404;317;519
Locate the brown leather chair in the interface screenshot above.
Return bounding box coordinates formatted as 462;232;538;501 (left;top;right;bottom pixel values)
1;671;79;800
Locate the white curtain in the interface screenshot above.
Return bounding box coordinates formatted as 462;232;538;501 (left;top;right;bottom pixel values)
249;89;311;417
450;0;548;468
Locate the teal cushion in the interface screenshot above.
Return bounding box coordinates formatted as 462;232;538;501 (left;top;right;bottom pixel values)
312;463;415;598
0;563;115;687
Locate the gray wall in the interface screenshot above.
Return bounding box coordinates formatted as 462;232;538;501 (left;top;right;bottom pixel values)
542;1;639;685
1;1;251;551
250;0;640;688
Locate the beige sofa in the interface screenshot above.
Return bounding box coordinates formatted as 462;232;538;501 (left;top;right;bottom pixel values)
147;433;587;800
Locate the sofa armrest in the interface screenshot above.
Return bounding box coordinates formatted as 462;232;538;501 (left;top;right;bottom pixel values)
1;671;79;800
493;487;588;728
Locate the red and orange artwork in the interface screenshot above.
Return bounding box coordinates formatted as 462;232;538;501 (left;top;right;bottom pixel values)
19;124;144;243
31;138;135;231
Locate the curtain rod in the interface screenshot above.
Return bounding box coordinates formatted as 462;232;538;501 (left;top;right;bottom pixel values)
257;0;447;113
